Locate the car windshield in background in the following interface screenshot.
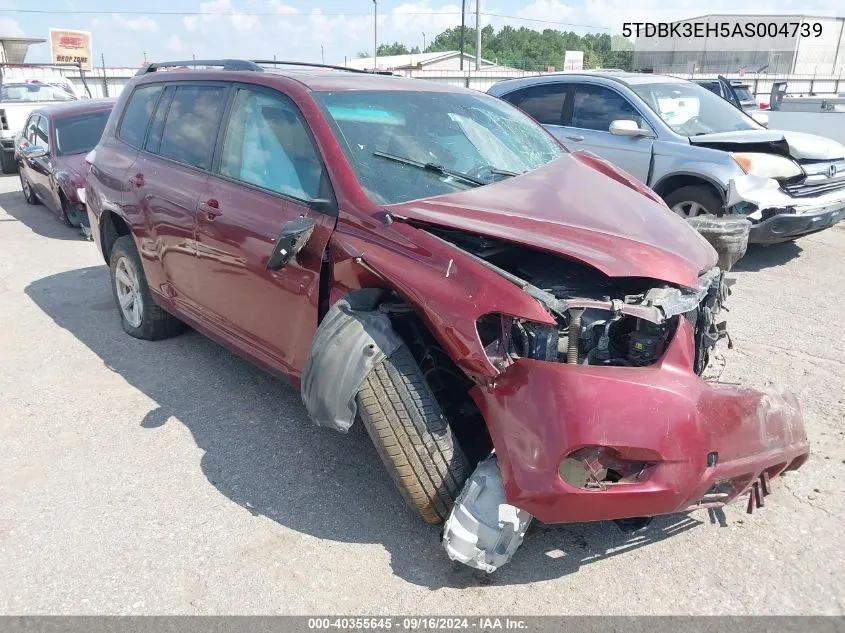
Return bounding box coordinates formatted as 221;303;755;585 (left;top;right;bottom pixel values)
315;90;565;204
631;82;763;136
0;83;76;102
733;86;755;102
55;110;111;156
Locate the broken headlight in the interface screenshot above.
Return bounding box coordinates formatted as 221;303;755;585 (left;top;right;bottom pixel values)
476;313;559;370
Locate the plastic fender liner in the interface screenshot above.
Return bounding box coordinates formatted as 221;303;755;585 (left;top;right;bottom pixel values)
301;289;404;433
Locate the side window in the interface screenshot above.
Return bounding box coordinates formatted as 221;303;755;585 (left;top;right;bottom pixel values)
158;84;227;170
218;87;325;201
23;115;39;144
35;116;50;149
144;86;176;154
119;84;163;148
505;84;569;126
571;84;644;132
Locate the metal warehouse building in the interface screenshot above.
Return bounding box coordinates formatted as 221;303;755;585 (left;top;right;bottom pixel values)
632;14;845;75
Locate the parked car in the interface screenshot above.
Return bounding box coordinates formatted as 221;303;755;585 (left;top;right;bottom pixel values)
16;99;114;232
85;60;808;572
694;77;759;112
488;72;845;244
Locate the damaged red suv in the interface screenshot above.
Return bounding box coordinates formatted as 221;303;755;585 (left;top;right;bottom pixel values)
85;60;808;572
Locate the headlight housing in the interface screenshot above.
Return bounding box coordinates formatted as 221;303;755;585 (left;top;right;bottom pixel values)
731;152;803;179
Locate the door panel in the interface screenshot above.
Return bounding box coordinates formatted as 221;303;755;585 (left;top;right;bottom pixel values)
193;84;336;376
194;178;334;374
555;83;654;183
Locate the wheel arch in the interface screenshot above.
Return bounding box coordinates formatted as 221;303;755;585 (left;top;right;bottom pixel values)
651;172;727;206
99;210;132;264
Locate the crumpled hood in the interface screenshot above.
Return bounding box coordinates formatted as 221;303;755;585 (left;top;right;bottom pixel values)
387;155;717;289
689;129;845;161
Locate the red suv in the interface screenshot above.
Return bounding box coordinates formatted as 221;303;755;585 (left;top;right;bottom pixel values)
85;60;808;572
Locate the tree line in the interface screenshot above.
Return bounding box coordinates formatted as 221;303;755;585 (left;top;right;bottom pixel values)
360;25;634;71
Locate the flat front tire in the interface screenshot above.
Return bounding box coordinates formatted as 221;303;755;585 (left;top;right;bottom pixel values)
357;345;471;524
109;235;184;340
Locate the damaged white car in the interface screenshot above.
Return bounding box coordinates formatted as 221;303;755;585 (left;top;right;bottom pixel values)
489;72;845;244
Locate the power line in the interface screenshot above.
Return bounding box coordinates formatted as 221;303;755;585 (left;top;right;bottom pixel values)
0;7;609;30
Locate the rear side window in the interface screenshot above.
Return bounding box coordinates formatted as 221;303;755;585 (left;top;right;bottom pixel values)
158;85;227;170
504;84;569;126
118;84;163;148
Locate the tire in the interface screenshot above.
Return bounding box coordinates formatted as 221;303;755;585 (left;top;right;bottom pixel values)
109;235;184;340
20;172;40;205
60;196;80;227
664;185;723;219
1;151;17;174
357;345;471;524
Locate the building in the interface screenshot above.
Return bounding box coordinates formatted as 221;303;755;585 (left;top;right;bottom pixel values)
343;50;499;71
632;14;845;75
0;36;46;64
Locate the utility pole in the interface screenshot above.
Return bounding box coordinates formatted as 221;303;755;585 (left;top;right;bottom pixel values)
422;32;426;52
100;51;108;98
321;43;325;64
373;0;378;70
475;0;481;70
459;0;466;70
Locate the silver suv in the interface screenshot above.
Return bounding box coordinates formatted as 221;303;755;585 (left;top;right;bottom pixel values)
489;72;845;244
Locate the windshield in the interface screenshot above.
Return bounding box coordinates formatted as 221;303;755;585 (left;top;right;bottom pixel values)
54;110;110;156
631;82;763;136
0;83;76;103
314;90;565;204
733;85;755;102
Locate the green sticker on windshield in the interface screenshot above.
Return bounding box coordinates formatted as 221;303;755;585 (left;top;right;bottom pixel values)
327;106;405;125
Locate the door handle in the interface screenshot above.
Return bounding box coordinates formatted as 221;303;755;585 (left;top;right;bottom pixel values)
565;135;585;142
199;199;222;220
129;173;145;187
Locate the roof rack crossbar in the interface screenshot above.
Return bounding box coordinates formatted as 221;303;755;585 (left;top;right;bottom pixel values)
136;59;263;76
251;60;394;75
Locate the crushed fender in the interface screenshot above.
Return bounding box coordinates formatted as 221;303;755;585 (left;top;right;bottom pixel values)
442;455;533;573
301;290;404;432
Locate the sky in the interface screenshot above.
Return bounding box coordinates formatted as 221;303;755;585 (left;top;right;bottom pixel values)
2;0;842;68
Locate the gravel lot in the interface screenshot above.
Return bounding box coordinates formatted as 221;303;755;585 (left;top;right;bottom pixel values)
0;173;843;615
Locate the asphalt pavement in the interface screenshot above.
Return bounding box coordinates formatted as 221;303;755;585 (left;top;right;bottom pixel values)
0;173;842;614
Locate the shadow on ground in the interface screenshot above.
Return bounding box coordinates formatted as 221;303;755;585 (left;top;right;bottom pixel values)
26;265;710;588
733;241;803;272
0;188;86;241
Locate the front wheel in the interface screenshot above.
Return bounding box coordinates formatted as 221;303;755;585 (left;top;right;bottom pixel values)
356;345;471;524
20;172;40;205
109;235;184;340
664;185;723;219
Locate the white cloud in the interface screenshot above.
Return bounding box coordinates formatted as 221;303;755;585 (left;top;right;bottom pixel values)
166;35;185;52
92;14;159;32
184;0;261;34
0;18;24;37
517;0;575;23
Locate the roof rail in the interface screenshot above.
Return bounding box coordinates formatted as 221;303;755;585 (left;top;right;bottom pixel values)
135;59;263;76
251;60;395;75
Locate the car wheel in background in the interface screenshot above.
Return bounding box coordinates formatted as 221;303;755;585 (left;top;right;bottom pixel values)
108;235;185;340
356;345;471;524
1;152;17;174
664;185;723;219
20;172;40;205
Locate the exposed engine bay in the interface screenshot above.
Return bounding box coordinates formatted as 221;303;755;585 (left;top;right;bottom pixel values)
427;228;730;375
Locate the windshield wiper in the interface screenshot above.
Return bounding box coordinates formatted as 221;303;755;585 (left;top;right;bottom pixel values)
488;167;521;177
373;151;486;186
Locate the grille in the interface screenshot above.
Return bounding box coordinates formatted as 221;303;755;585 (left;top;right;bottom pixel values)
785;159;845;197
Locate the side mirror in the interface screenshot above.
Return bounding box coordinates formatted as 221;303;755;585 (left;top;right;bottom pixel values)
609;119;650;137
751;111;769;127
22;145;48;159
266;216;317;271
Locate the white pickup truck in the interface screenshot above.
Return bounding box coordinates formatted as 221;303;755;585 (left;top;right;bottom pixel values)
0;65;87;173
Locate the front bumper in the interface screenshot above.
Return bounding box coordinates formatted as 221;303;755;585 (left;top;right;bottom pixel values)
472;318;809;524
727;174;845;244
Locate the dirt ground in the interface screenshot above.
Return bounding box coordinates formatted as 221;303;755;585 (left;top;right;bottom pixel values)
0;173;842;614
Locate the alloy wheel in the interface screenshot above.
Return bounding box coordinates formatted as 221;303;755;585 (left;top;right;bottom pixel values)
114;257;143;328
671;201;708;218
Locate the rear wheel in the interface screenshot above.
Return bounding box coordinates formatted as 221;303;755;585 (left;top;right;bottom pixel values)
664;185;723;219
20;172;40;205
357;345;471;524
109;235;184;340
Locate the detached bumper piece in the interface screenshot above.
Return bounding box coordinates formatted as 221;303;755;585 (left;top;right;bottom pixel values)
442;456;533;573
748;206;845;244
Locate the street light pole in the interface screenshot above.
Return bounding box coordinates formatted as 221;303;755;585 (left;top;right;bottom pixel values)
422;32;426;52
476;0;481;70
373;0;378;70
321;43;324;64
459;0;465;70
